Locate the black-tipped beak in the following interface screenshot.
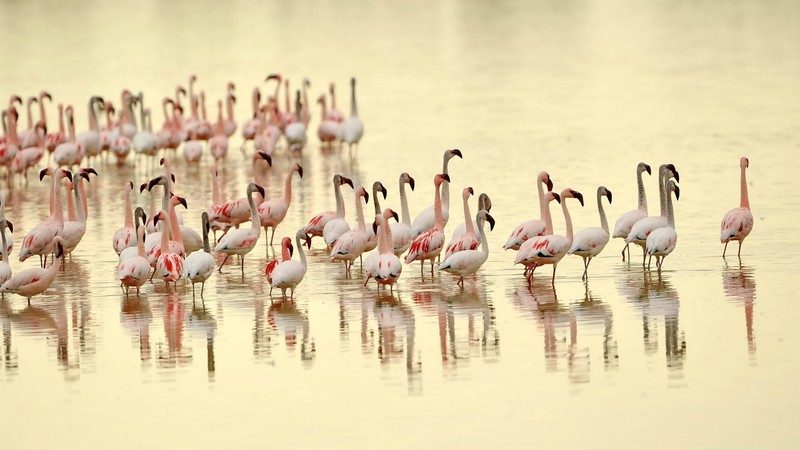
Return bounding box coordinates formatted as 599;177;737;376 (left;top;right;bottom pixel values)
546;178;554;191
266;74;281;81
486;213;496;231
572;190;584;206
451;149;463;158
342;177;354;188
667;164;680;183
745;158;750;168
553;193;561;204
178;197;188;209
441;174;451;183
468;187;474;195
55;242;64;259
409;176;415;191
391;210;399;222
289;242;294;258
305;234;312;249
80;172;90;181
5;221;13;233
139;183;147;193
231;95;236;104
255;184;266;198
64;171;73;182
153;213;161;227
381;185;387;199
258;151;272;166
170;174;176;183
363;191;369;204
147;177;162;191
372;220;379;236
674;186;681;200
645;164;652;175
39;169;48;181
159;157;166;166
606;189;613;203
297;165;304;178
83;168;98;176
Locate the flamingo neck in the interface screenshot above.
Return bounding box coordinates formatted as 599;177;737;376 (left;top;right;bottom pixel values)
226;94;235;121
319;98;327;118
0;224;7;261
8;110;18;144
355;194;366;232
463;194;475;236
666;190;676;229
562;200;574;245
66;183;77;222
215;104;224;135
160;213;170;253
350;82;358;117
441;157;451;210
137;227;146;258
211;171;220;205
478;216;489;257
39;96;47;126
74;179;86;223
89;100;99;132
281;243;292;261
543;200;555;235
201;218;211;254
434;182;444;229
79;181;87;222
49;249;63;273
381;215;394;254
169;202;183;245
58;106;65;134
283;171;294;207
740;165;749;209
637;168;648;212
658;168;668;217
399;179;411;226
330;86;337;110
296;234;308;269
597;192;609;233
334;181;346;218
372;186;382;216
68;114;75;141
537;176;547;220
26;100;34;129
52;175;64;226
247;188;260;230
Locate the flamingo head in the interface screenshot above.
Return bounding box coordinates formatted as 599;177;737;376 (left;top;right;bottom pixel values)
7;107;18;121
357;186;369;204
741;156;749;169
147;176;166;191
0;219;13;233
463;187;474;199
338;176;354;189
256;151;272;167
665;163;680;183
265;73;281;82
374;181;387;199
434;173;450;186
54;237;65;260
171;195;188;209
478;193;492;212
9;95;22;106
385;208;399;223
667;181;680;200
134;207;147;226
600;186;612;203
153;210;168;228
34;121;47;135
638;162;652;176
227;81;235;92
248;183;266;199
542;172;554;191
545;191;561;204
560;188;584;207
480;211;496;231
81;167;98;178
41;91;52;102
447;149;463;160
372;216;380;236
400;172;415;191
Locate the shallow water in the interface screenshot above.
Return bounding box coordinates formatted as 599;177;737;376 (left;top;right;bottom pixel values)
1;0;800;448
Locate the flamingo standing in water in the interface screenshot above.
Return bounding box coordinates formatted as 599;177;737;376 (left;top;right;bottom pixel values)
626;164;679;266
266;236;293;296
569;186;613;280
411;149;463;237
112;181;136;255
207;153;271;231
516;188;584;285
1;236;65;304
53;106;82;168
364;208;402;291
271;228;311;299
118;225;150;297
45;103;66;158
327;82;346;123
258;163;303;245
405;174;450;277
0;106;20;169
10;121;46;181
330;186;369;277
363;181;388;253
721;157;754;258
439;210;496;286
316;94;340;147
310;175;353;247
183;212;216;298
612;162;652;261
76;96;104;162
646;180;680;270
0;194;11;256
0;219;13;287
504;171;554;250
443;187;477;259
451;193;492;240
61;171;91;255
19;168;71;267
390;172;415;256
223;82;237;137
339;77;364;154
213;183;266;273
284;91;307;152
241;88;261;150
17;96;37;148
209;100;228;160
153;210;184;290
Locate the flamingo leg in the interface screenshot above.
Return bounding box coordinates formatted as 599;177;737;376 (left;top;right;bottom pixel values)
737;241;743;258
647;254;652;269
200;282;205;298
218;255;229;272
582;258;589;281
723;241;729;258
551;263;558;285
430;258;435;276
270;227;276;246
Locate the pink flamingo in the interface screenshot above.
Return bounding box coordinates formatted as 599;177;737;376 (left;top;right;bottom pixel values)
450;193;492;241
223;82;237;137
364;208;402;291
311;175;354;247
1;236;65;304
439;210;496;286
258;163;303;245
411;149;463;237
266;236;293;296
405;174;450;277
0;194;13;256
183;212;216;298
443;187;477;259
625;164;679;266
270;228;311;299
21;91;52;149
330;186;370;276
390;172;415;256
612;163;651;261
0;219;13;286
153;210;184;290
53;106;82;168
316;94;340;147
45;103;66;157
207;165;231;238
284;91;307;152
721;157;754;257
0;106;20;169
515;188;584;285
504;171;554;250
76;96;104;162
10;121;46;180
300;78;311;126
339;77;364;154
213;182;265;273
99;101;114;153
646;180;680;270
207;153;271;230
118;225;150;297
327;82;346;123
19;168;71;267
209;100;228;160
240;88;261;150
61;171;91;255
17;96;37;148
513;191;560;276
194;91;213;141
112;181;136;255
569;186;613;280
363;181;388;253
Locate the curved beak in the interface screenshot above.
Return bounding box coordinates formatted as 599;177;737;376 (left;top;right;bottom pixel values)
63;171;73;182
468;187;474;195
139;183;147;193
381;184;388;199
546;177;554;191
147;176;164;191
667;164;680;183
606;189;613;203
55;241;64;259
178;196;188;209
408;176;415;191
255;184;266;198
363;191;369;204
266;74;281;82
451;149;463;158
289;242;294;258
305;234;312;249
153;212;161;227
441;174;451;183
82;167;98;176
79;172;90;181
39;168;49;181
674;185;681;200
391;209;399;222
159;157;166;166
486;213;496;231
297;164;304;178
372;220;379;236
342;177;354;188
553;193;561;204
645;164;652;175
258;151;272;166
572;190;584;206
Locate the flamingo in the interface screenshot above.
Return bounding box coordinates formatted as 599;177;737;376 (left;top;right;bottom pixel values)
223;82;237;137
443;187;477;259
112;181;136;255
330;186;369;276
364;208;402;290
504;171;554;250
61;170;91;255
207;153;272;230
156;98;175;151
117;90;138;139
195;91;213;141
118;225;150;297
147;176;197;255
76;96;104;162
0;194;13;255
213;183;266;273
1;236;65;304
284;91;307;152
240;88;261;150
17;96;37;148
411;149;463;237
19;168;71;267
258;162;303;245
266;236;293;296
270;228;311;299
569;186;613;280
184;212;216;298
110;104;132;164
364;181;388;253
10;121;46;180
612;162;652;261
153;210;184;290
626;164;680;266
646;180;681;270
339;77;364;154
390;172;415;256
300;78;311;126
316;94;340;147
209;100;228;160
515;188;584;285
0;106;20;168
439;210;496;286
316;175;355;247
99;101;114;153
405;174;450;277
119;207;147;263
327;82;345;123
53;106;82;168
44;103;66;157
451;192;492;240
132;96;158;160
721;157;754;258
516;192;563;278
0;219;12;287
21;91;51;149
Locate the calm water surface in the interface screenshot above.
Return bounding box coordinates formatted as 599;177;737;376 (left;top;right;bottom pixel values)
1;0;800;448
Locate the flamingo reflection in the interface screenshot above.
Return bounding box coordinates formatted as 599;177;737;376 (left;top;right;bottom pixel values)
722;260;756;356
186;300;217;378
120;296;153;364
156;292;192;370
268;300;315;364
374;293;421;395
0;300;75;377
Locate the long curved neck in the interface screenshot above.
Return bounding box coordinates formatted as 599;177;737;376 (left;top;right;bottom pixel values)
399;180;410;226
478;217;489;256
48;251;63;273
26;100;34;129
544;201;555;235
372;187;382;216
537;176;547;220
434;182;443;229
226;93;234;121
88;100;99;131
66;183;77;221
58;105;64;133
597;193;608;232
381;216;394;254
202;218;211;253
8;110;18;144
636;168;648;212
283;171;294;206
334;182;346;218
562;200;574;244
740;165;749;209
658;169;668;217
53;175;64;226
136;228;146;257
160;213;170;253
169;202;183;244
666;191;676;229
248;189;260;230
441;157;451;209
39;96;47;125
318;98;327;117
350;82;358;117
355;195;366;232
463;195;474;235
75;179;86;223
296;234;308;269
0;224;7;261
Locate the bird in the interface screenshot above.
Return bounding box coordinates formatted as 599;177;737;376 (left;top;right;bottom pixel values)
52;106;82;168
153;210;184;290
569;186;613;280
339;77;364;154
223;82;237;137
316;94;340;147
405;173;450;277
319;175;355;247
626;164;679;266
266;236;293;296
411;149;463;237
2;236;65;304
612;162;652;261
515;189;584;285
504;171;554;250
0;105;21;168
0;219;13;287
390;172;415;256
271;228;311;299
112;181;136;255
364;181;388;253
646;180;680;270
240;87;261;150
209;100;229;160
443;187;478;259
514;190;560;276
19;168;71;267
0;193;12;256
76;96;104;162
721;157;754;258
183;212;216;298
326;82;346;123
61;171;92;255
330;186;369;277
439;210;496;286
213;183;266;273
364;208;402;291
450;192;492;241
258;163;303;245
119;207;147;263
117;224;150;297
207;152;272;230
284;91;307;152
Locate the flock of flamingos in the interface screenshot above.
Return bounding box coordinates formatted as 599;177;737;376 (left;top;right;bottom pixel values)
0;75;755;303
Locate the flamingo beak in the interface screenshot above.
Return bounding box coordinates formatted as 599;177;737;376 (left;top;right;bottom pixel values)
160;157;166;166
39;168;48;181
231;95;236;104
147;176;163;191
139;183;147;193
667;164;680;183
363;191;369;204
55;242;64;259
606;189;613;203
372;220;378;235
381;185;387;199
572;190;584;206
255;184;266;198
266;74;281;82
451;149;463;158
258;152;272;166
342;177;354;188
5;221;13;233
289;243;294;257
441;174;451;183
305;234;312;249
553;193;561;204
391;210;399;222
83;168;98;176
468;187;474;195
645;164;652;175
546;177;554;191
178;197;188;209
64;171;73;182
154;213;161;227
297;165;304;178
674;185;681;200
486;213;496;231
80;172;90;181
409;176;415;191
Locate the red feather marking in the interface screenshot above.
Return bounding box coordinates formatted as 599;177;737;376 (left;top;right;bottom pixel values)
31;277;39;283
266;259;279;277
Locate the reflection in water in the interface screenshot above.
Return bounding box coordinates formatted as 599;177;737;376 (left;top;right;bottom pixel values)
572;285;619;378
120;296;153;366
722;260;757;357
186;300;217;379
434;282;500;370
157;292;193;371
268;300;315;365
512;280;573;375
374;293;421;395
